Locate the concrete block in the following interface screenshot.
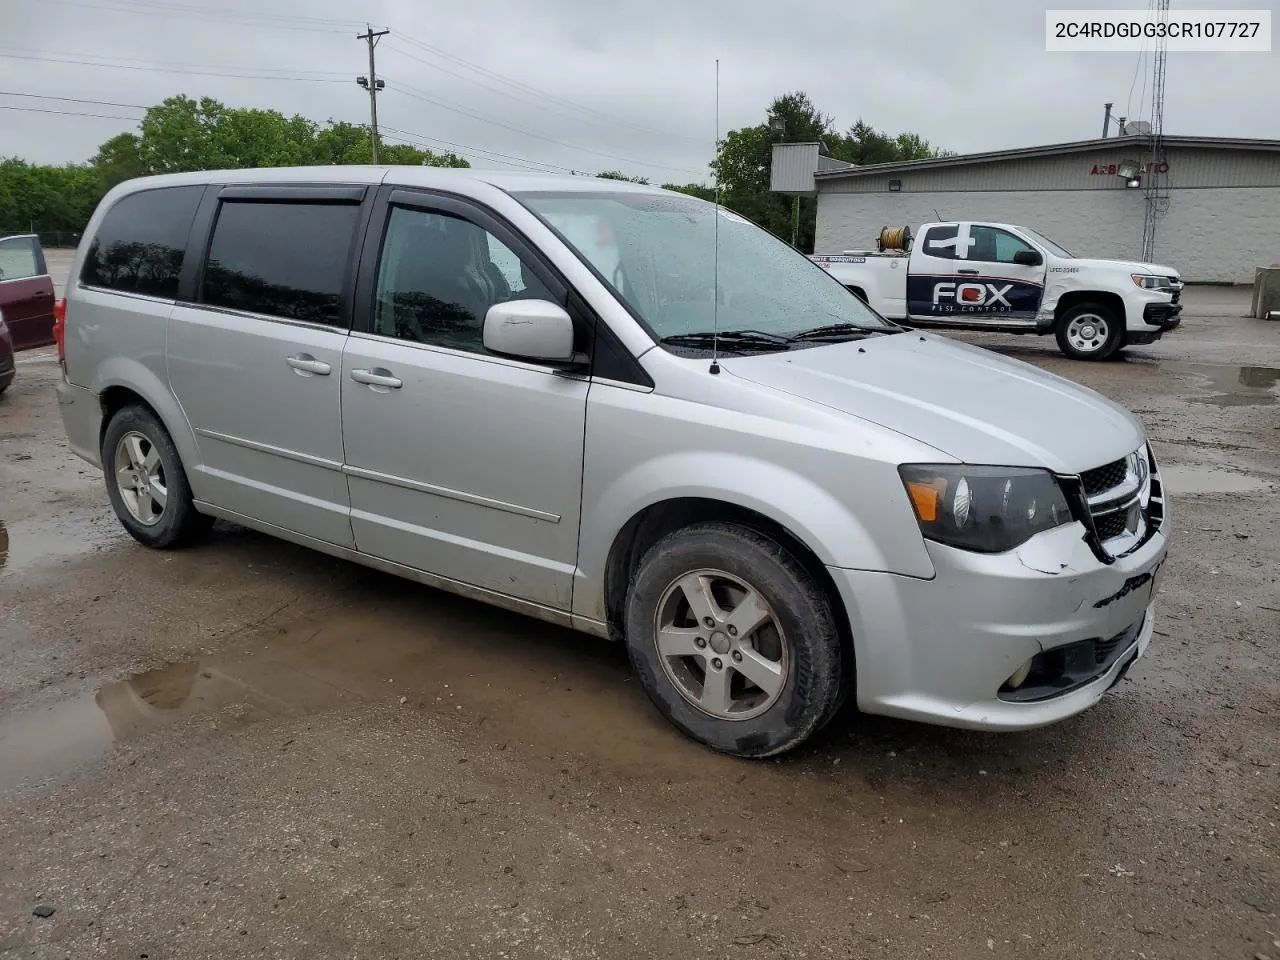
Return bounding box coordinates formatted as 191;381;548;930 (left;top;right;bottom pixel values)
1252;267;1280;318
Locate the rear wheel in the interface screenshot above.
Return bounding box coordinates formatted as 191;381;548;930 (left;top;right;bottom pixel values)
1055;302;1124;360
102;405;211;548
623;522;844;758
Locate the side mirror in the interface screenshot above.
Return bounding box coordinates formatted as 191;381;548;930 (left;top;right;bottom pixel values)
1013;249;1043;267
483;299;576;363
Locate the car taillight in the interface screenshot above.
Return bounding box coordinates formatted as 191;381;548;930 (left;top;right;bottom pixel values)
53;298;67;367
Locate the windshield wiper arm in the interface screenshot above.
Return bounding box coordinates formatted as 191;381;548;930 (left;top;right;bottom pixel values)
659;329;791;350
786;323;891;343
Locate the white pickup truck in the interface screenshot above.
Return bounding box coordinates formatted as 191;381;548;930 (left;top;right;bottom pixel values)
811;221;1183;360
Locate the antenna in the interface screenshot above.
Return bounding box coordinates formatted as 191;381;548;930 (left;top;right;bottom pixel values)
933;208;942;221
709;58;721;376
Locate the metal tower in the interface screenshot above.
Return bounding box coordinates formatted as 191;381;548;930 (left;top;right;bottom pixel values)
1141;0;1171;261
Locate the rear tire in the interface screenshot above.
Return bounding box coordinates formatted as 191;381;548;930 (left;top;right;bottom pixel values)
1055;302;1123;361
102;405;211;549
623;522;844;758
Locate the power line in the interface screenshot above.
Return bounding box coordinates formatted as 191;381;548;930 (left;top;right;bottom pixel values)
380;134;550;174
384;38;701;148
0;103;142;122
0;90;148;111
36;0;360;34
0;50;351;83
81;0;364;27
385;79;702;176
380;124;577;173
392;31;699;145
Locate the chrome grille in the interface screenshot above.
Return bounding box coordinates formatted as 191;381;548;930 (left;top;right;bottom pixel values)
1080;447;1161;560
1080;458;1127;497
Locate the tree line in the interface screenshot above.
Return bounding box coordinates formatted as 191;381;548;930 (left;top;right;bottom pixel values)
2;91;943;253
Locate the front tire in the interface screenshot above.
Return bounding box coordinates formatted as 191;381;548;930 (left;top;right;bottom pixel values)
623;522;844;758
1055;302;1124;360
102;405;211;548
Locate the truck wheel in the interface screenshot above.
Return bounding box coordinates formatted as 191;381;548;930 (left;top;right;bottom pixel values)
1055;303;1123;361
102;405;212;549
623;522;844;758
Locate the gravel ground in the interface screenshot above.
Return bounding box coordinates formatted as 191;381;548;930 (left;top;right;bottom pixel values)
0;284;1277;959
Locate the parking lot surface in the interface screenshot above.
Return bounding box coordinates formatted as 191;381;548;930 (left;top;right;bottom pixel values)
1;281;1277;959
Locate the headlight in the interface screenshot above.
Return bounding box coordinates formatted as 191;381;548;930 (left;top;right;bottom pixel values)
898;464;1075;553
1131;274;1172;290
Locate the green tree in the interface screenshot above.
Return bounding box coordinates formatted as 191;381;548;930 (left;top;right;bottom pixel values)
709;91;946;252
661;182;717;201
89;133;147;191
595;170;650;184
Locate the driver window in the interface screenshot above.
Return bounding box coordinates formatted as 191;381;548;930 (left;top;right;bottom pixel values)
969;225;1036;264
374;206;556;354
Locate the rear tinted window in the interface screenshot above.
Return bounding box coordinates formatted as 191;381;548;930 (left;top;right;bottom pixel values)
81;186;203;298
201;201;359;326
920;225;960;260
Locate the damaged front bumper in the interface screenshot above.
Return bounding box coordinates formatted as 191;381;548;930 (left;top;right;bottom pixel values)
827;517;1169;731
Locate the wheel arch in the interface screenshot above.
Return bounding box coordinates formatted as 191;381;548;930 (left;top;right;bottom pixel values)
1055;290;1126;327
94;360;202;494
599;496;856;679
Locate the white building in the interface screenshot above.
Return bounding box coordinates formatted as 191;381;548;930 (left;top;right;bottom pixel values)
778;136;1280;283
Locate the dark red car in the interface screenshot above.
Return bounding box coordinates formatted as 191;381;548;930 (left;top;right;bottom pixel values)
0;234;58;395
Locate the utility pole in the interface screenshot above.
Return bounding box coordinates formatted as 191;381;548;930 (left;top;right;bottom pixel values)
356;25;389;163
1141;0;1170;262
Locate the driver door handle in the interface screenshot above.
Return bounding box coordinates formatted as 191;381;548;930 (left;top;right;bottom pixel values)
350;367;403;389
957;268;980;276
286;354;331;376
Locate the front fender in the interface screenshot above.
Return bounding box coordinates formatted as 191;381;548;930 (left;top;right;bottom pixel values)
574;449;934;623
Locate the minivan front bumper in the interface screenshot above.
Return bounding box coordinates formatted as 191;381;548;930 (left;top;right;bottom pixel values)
828;517;1168;731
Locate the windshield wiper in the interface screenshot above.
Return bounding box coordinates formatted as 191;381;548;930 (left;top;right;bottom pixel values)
786;323;892;343
658;330;791;351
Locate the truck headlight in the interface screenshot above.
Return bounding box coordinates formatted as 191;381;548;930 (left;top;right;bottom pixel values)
1131;274;1172;290
898;465;1075;553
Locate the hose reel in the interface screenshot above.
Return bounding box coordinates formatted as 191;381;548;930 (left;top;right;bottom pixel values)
877;225;913;253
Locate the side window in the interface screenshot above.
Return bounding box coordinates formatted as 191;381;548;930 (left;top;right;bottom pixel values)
81;186;203;298
202;200;360;326
373;205;557;354
969;226;1037;264
0;236;42;282
920;225;960;260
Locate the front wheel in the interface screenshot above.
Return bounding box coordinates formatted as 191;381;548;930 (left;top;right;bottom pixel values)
1055;303;1124;360
623;522;845;758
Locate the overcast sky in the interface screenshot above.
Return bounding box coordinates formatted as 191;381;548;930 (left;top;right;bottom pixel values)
2;0;1277;183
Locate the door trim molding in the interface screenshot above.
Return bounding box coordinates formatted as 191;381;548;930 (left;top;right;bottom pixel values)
193;501;583;630
343;464;561;523
194;427;343;471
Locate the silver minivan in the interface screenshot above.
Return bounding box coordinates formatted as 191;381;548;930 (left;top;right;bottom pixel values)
56;167;1170;757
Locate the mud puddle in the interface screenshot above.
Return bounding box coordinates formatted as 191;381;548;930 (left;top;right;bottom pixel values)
1159;464;1275;495
1160;360;1280;406
0;510;126;575
0;591;689;792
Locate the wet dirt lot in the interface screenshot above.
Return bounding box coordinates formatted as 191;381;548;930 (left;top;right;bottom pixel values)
1;284;1277;959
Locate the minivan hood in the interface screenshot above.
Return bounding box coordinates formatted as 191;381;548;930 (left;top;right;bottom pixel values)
721;333;1145;473
1062;256;1181;277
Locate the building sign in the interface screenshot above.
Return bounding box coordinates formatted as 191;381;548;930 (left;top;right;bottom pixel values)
1091;161;1169;175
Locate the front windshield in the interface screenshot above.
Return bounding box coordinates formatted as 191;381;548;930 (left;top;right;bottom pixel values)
1020;227;1074;259
514;190;895;346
